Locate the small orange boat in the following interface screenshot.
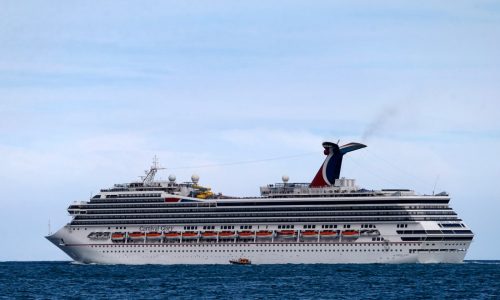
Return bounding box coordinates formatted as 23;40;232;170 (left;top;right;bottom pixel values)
278;230;296;238
230;258;251;265
201;231;218;239
238;231;255;239
256;231;273;238
164;232;181;239
302;230;319;238
128;232;145;240
182;231;200;239
218;231;237;239
111;232;125;241
146;232;163;239
320;230;338;237
342;230;359;237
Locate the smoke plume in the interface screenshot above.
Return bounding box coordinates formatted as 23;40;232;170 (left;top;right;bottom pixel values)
361;106;400;142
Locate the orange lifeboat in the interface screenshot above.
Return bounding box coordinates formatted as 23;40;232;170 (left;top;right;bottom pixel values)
342;230;359;238
146;232;163;240
278;230;296;238
111;232;125;241
238;231;255;239
320;230;339;238
182;231;200;239
201;231;218;239
256;231;273;238
302;230;319;238
164;232;181;239
218;231;237;239
128;232;145;240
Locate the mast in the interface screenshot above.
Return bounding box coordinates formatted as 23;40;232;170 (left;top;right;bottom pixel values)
142;155;165;186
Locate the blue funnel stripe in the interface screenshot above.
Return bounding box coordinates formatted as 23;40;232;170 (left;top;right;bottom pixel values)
310;142;366;187
322;153;343;185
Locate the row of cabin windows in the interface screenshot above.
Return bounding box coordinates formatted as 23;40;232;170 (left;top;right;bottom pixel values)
85;224;383;231
82;210;457;217
106;193;161;198
139;224;355;231
93;243;468;252
80;204;451;210
101;248;408;254
93;242;449;248
397;224;408;228
372;237;384;241
73;217;460;226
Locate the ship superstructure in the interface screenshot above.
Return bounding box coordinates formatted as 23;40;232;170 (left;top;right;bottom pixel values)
47;142;473;264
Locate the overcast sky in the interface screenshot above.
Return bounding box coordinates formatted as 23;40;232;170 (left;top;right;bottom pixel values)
1;1;499;261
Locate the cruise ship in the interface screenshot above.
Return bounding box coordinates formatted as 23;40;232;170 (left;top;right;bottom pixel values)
47;141;473;264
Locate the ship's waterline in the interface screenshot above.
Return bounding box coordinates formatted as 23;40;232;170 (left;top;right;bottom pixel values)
47;141;473;264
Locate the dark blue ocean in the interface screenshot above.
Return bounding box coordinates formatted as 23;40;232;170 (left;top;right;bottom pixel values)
0;261;498;299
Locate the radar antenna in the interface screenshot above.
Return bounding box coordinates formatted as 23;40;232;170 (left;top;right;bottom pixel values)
142;155;166;186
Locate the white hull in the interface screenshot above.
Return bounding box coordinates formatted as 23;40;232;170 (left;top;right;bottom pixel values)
47;227;470;265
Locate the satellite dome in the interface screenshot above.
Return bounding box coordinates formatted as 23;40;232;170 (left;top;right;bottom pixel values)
168;174;176;182
282;175;289;183
191;174;200;184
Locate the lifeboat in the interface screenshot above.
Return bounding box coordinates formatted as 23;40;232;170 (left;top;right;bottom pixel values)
201;231;218;239
146;232;163;240
278;230;297;238
182;231;200;239
164;232;181;239
238;231;255;239
256;231;273;238
218;231;237;239
111;232;125;241
320;230;339;238
301;230;319;238
128;232;145;240
342;230;360;238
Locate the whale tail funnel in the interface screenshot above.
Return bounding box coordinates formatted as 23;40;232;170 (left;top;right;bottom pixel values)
309;141;366;187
